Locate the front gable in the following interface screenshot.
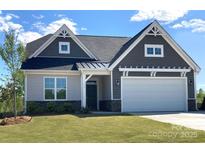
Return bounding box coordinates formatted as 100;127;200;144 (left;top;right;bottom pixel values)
29;25;97;60
116;34;189;68
38;36;91;58
109;20;200;73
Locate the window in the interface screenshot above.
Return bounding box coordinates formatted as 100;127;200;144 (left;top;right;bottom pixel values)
44;77;67;100
59;42;70;54
145;44;164;57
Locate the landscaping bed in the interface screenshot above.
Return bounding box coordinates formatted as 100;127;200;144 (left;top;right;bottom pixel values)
0;116;32;126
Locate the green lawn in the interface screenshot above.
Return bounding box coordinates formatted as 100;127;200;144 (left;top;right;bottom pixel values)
0;114;205;143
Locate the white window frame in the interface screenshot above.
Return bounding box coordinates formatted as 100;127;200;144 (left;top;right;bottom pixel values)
144;44;164;57
44;76;67;101
59;42;70;54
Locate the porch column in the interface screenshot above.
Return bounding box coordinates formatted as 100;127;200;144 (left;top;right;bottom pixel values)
81;73;86;108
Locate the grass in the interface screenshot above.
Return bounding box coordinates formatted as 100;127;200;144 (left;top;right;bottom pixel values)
0;114;205;142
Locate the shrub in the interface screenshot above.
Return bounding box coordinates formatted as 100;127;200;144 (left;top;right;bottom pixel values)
28;102;46;114
200;97;205;110
63;102;75;113
80;107;90;114
55;104;65;113
47;102;56;113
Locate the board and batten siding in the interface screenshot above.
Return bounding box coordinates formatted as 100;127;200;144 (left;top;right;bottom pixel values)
112;35;195;99
26;74;81;101
38;37;90;58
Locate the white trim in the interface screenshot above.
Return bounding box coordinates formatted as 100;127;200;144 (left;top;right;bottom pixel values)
59;42;70;54
81;73;86;108
111;70;113;100
109;21;200;72
23;70;80;75
119;68;191;73
121;76;188;112
144;44;164;57
24;74;27;114
85;74;93;82
194;71;198;110
80;70;110;75
29;24;97;60
43;76;67;101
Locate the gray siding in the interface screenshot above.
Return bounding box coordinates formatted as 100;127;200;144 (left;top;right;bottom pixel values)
26;74;81;101
112;35;194;99
38;37;90;58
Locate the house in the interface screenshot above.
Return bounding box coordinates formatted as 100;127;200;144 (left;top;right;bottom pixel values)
21;20;201;113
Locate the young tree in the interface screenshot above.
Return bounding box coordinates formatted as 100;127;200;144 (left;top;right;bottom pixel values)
197;88;205;104
0;30;26;117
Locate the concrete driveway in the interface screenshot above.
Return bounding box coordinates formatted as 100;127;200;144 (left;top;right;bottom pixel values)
135;111;205;131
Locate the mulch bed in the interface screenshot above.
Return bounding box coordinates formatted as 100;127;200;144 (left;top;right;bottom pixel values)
0;116;32;126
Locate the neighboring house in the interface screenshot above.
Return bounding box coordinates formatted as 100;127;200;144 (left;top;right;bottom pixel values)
21;20;201;113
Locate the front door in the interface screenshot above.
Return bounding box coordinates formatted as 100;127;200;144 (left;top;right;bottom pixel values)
86;81;97;111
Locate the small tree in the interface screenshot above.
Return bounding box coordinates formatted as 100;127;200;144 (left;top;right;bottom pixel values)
197;88;205;104
0;30;26;117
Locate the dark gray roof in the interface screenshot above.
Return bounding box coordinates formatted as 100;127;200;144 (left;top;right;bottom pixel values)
26;34;53;58
109;22;152;66
21;57;95;70
77;35;130;62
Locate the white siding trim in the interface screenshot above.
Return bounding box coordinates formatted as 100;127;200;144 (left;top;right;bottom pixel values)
121;77;188;112
119;68;191;73
23;70;80;75
111;70;113;100
194;71;198;110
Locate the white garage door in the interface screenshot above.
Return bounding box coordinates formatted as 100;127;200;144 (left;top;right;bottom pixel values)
121;77;187;112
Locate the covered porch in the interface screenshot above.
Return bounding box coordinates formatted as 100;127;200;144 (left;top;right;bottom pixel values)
77;62;111;111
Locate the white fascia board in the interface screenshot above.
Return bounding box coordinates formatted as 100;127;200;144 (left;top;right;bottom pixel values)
23;69;80;75
80;70;111;75
119;68;191;72
108;22;154;70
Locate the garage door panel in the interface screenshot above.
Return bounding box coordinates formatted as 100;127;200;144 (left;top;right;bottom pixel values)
122;78;187;112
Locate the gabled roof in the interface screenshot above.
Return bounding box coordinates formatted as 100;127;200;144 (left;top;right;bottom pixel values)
25;34;130;62
77;35;130;62
109;20;201;72
26;34;52;58
28;24;98;59
109;22;152;65
24;21;200;73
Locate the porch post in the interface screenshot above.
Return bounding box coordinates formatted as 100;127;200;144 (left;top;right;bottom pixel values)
81;73;86;108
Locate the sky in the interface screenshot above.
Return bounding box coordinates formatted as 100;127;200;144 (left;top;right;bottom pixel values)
0;10;204;90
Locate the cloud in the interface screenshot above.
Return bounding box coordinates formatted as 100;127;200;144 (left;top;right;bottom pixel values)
0;11;2;14
18;31;42;44
7;13;20;19
172;19;205;32
33;18;78;34
0;13;80;44
32;14;44;19
81;27;87;31
130;10;188;24
0;14;22;32
56;14;66;18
